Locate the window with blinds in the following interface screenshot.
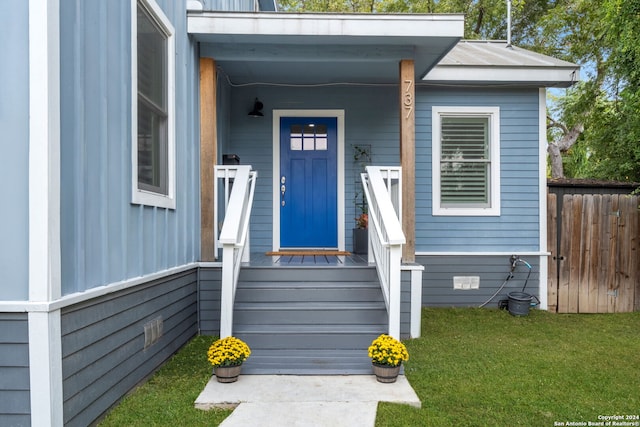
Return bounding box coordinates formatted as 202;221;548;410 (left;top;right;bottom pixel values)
432;106;501;216
440;116;490;206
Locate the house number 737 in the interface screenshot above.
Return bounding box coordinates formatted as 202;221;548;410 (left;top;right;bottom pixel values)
403;79;413;119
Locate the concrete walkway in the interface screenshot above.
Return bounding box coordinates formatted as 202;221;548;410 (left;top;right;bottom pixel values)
195;375;421;427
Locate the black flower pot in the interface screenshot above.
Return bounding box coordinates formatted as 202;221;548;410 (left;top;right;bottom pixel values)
353;228;368;254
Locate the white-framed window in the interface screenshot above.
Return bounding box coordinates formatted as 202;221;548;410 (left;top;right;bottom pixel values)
131;0;176;209
432;106;501;216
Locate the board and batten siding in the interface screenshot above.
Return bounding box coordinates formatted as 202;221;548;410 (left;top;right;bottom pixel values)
59;0;200;295
0;314;30;427
201;0;256;11
220;84;400;254
0;1;30;301
415;87;542;252
418;255;540;308
61;270;198;426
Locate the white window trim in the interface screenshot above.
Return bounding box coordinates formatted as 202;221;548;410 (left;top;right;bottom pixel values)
131;0;176;209
432;106;501;216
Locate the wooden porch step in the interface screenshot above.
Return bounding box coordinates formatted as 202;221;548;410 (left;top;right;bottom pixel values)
240;349;374;375
234;301;385;322
235;324;386;333
234;327;384;349
237;265;379;281
232;265;387;374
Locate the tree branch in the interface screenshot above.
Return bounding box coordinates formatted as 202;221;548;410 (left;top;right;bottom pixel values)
474;5;485;35
547;115;568;134
547;117;585;178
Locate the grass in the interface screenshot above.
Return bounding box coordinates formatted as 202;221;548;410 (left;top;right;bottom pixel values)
100;309;640;426
98;336;231;427
377;308;640;426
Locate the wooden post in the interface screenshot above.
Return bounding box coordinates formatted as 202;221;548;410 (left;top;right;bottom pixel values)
399;60;416;263
546;192;558;313
200;58;217;261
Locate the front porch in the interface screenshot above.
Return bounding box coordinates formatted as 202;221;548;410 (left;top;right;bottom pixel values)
193;12;467;263
205;165;422;373
190;11;448;375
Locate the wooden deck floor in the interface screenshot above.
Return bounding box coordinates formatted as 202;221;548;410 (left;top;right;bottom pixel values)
245;252;370;267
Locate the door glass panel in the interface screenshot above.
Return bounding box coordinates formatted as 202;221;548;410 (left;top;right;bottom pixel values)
303;124;315;150
316;124;327;150
316;137;327;150
303;137;315;150
290;137;302;151
290;124;303;151
289;122;330;151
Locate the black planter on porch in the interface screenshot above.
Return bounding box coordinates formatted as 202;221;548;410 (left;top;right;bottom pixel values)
352;228;368;254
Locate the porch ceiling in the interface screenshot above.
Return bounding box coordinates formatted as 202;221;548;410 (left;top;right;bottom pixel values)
188;12;464;85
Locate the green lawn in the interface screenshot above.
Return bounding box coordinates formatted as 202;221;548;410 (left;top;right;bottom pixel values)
98;336;231;427
100;308;640;426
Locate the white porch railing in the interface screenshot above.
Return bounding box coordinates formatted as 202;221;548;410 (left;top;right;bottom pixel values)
215;165;257;338
361;166;405;340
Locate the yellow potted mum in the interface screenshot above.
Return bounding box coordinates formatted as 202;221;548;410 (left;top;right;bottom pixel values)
367;334;409;383
207;336;251;383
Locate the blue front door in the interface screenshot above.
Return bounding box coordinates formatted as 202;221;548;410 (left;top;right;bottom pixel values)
280;117;338;248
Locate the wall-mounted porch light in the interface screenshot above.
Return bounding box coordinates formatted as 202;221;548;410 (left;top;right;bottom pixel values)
248;98;264;117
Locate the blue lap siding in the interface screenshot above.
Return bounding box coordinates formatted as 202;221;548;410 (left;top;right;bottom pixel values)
0;314;30;427
416;87;542;253
61;270;198;426
418;255;540;308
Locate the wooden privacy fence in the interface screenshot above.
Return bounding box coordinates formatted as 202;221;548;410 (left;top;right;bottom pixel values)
547;193;640;313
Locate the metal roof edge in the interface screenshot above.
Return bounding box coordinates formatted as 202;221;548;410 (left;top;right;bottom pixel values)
422;40;580;87
188;11;465;39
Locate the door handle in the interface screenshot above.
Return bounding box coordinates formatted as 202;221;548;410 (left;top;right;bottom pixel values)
281;176;286;206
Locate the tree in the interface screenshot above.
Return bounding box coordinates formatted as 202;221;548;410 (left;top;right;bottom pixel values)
530;0;640;181
589;0;640;181
278;0;376;12
527;0;607;178
547;116;584;179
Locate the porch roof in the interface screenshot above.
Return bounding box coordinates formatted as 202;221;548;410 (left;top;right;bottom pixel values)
187;12;464;85
422;40;580;87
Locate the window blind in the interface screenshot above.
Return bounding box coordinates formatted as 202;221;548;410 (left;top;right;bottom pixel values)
440;117;490;205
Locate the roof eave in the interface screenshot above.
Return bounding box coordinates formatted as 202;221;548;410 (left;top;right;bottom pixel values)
188;12;465;84
188;12;465;39
422;66;580;88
